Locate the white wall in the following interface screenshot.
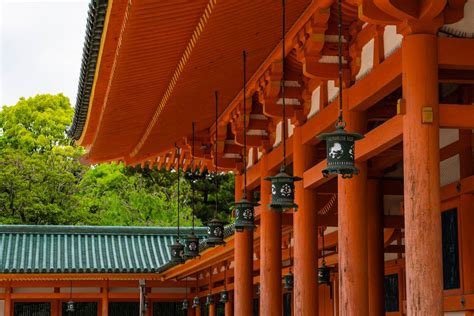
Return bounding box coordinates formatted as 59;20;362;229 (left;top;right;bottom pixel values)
0;300;4;316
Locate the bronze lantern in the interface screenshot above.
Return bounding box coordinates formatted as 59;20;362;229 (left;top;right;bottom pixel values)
219;290;228;303
192;296;200;309
168;240;185;264
283;271;294;291
234;197;258;232
318;262;331;285
184;233;200;259
66;301;75;313
182;299;189;311
206;218;226;246
206;293;214;306
265;165;302;211
318;123;364;179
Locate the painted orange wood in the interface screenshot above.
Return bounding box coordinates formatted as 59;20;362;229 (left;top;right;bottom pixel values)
259;155;282;316
293;126;319;315
338;98;368;315
439;104;474;129
402;34;443;315
367;180;385;316
233;174;253;316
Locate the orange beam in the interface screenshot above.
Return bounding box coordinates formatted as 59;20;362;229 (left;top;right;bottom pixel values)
349;49;402;112
439;104;474;129
438;37;474;70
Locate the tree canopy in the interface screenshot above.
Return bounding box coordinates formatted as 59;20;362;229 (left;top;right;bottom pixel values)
0;94;234;226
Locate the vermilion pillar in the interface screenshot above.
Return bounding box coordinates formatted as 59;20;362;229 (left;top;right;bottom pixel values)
402;33;443;315
209;303;215;316
293;126;318;315
225;293;233;316
4;286;11;316
101;285;108;316
234;174;253;316
260;155;282;316
338;107;368;315
195;305;201;316
367;180;384;316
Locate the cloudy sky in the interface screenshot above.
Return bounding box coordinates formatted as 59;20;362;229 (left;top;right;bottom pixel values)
0;0;89;107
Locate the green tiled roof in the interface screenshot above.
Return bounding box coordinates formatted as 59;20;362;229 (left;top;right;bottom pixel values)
0;225;206;274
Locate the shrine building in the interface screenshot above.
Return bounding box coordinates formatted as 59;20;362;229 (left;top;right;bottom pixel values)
1;0;474;315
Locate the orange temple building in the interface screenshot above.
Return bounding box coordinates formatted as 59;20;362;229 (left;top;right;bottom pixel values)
1;0;474;315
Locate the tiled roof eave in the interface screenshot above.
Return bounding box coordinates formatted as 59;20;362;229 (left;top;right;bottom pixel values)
67;0;108;140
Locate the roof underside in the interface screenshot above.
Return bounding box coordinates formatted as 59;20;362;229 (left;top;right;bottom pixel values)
71;0;311;164
0;225;206;274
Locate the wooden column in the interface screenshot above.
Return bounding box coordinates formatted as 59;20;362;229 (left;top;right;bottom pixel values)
209;303;216;316
293;126;318;315
101;284;109;316
51;299;60;316
234;174;253;316
338;106;368;315
260;155;282;316
367;180;384;316
4;284;11;316
225;293;233;316
402;33;443;315
195;305;201;316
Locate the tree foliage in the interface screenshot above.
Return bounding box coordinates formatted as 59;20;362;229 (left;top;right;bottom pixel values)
0;94;234;226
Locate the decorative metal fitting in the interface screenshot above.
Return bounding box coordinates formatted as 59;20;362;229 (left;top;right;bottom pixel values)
192;296;200;309
184;233;200;259
234;197;259;232
168;240;185;264
219;290;228;303
318;123;364;179
318;262;331;285
283;271;294;291
264;165;302;211
206;218;226;246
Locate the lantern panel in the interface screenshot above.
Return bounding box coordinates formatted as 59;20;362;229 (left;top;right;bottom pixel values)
283;272;294;290
192;296;200;309
206;293;214;306
318;263;331;285
66;301;75;313
182;299;189;311
234;198;258;232
219;290;228;303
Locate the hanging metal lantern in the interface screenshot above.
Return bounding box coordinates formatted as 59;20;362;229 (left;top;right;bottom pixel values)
283;271;294;291
318;123;364;179
168;240;185;264
206;218;226;246
184;233;200;259
192;296;200;309
234;197;258;232
318;262;331;285
182;299;189;311
256;284;261;296
66;301;75;313
264;165;302;211
219;290;228;303
206;293;214;306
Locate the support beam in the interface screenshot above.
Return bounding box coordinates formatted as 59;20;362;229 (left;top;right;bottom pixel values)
367;180;385;316
439;104;474;129
233;175;253;316
293;126;318;315
259;155;282;316
402;34;443;315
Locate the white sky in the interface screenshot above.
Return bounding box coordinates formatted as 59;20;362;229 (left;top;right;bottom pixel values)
0;0;89;107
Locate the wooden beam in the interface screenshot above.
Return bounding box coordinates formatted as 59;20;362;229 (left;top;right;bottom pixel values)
438;37;474;70
439;104;474;129
349;49;402;112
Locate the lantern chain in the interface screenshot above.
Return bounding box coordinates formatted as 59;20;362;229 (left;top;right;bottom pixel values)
214;91;219;218
281;0;287;167
243;50;248;198
175;143;181;240
191;122;196;231
337;0;344;126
